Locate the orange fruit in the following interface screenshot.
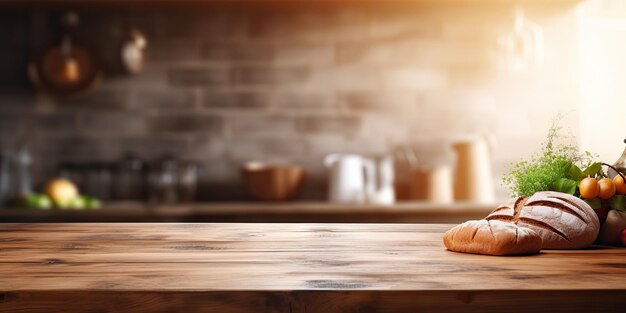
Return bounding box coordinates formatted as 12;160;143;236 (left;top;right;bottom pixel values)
614;175;626;195
579;177;600;199
598;178;616;200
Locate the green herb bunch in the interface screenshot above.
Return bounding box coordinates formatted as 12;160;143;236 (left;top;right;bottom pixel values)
502;119;600;197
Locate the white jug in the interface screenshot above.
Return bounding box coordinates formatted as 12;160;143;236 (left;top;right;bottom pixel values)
324;154;395;204
368;156;395;205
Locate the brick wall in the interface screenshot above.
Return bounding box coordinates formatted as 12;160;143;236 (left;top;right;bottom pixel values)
0;3;580;200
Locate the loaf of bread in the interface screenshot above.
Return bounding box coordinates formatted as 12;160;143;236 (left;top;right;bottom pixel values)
444;191;600;255
485;191;600;249
443;220;542;255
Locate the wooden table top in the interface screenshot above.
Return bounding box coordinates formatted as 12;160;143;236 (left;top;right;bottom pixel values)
2;223;626;312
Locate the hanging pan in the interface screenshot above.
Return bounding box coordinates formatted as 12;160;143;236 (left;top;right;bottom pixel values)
28;35;103;98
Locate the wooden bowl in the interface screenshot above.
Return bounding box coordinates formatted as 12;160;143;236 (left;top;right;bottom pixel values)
242;162;306;202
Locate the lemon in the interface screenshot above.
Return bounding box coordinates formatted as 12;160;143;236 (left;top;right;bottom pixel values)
45;178;79;206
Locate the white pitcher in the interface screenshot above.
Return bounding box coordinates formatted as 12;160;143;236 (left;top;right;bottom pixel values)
324;154;395;204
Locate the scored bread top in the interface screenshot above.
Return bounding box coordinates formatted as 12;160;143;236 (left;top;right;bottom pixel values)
443;219;542;256
485;191;600;249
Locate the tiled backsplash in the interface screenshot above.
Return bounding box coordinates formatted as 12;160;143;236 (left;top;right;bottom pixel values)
0;3;580;200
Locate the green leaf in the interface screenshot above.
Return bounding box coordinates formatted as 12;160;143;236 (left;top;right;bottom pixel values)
552;178;577;195
566;163;583;181
582;162;603;178
584;198;602;210
609;195;626;212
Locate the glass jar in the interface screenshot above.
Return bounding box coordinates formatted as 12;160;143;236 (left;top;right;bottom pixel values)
113;153;145;201
84;163;112;201
178;161;198;203
8;148;33;201
147;156;179;204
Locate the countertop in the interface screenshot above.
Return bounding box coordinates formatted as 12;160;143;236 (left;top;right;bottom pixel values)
1;223;626;312
0;201;495;223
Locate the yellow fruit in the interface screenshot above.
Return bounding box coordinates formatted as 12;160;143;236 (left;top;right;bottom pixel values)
45;178;79;205
579;177;600;199
614;175;626;195
598;178;616;200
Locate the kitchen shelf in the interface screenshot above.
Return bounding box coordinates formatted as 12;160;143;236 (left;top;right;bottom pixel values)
0;201;496;223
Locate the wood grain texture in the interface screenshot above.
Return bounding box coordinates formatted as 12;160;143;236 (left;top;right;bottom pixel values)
1;223;626;312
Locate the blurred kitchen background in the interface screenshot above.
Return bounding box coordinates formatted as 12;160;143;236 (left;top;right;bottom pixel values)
0;0;625;222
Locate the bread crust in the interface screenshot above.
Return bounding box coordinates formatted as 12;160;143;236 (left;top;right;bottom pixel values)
485;191;600;249
444;192;600;255
444;220;542;256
